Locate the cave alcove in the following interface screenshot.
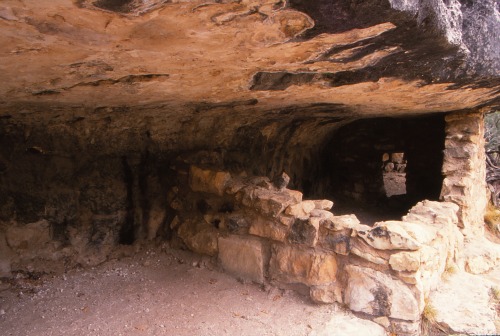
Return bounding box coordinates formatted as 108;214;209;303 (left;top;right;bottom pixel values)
299;114;446;224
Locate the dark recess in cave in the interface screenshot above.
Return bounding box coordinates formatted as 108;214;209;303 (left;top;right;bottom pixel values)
93;0;134;12
120;156;136;245
302;114;445;224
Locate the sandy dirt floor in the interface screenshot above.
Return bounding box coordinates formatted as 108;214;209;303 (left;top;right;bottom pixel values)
0;245;379;336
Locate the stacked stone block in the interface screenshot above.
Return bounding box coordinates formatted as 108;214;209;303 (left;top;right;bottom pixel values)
172;165;465;335
440;112;488;236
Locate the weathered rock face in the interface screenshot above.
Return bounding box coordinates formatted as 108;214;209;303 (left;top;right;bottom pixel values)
441;112;488;236
344;265;420;321
0;0;499;121
429;270;498;335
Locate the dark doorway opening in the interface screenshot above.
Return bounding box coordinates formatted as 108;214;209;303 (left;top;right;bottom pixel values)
308;114;445;225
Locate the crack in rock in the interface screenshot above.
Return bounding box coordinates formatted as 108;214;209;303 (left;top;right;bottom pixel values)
32;74;170;96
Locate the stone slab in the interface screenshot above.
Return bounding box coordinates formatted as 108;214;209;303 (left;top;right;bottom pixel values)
218;235;265;284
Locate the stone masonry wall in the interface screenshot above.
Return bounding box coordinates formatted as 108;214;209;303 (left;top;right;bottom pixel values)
171;165;465;336
440;112;488;237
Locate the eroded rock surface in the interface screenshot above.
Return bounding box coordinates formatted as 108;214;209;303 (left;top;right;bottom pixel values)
0;0;498;126
429;270;498;335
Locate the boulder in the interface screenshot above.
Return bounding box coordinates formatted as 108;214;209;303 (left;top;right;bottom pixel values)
310;209;334;221
323;214;362;231
288;217;320;247
389;251;421;272
270;245;337;286
344;265;420;321
357;221;421;251
285;200;316;219
463;237;500;274
189;166;231;196
309;283;343;304
312;200;334;211
6;220;51;251
429;270;497;335
177;220;219;256
249;216;288;242
218;235;265;284
252;188;297;217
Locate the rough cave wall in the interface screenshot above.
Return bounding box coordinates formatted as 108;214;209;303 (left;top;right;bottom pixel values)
0;123;178;276
0;108;348;276
441;111;488;236
0;109;489;277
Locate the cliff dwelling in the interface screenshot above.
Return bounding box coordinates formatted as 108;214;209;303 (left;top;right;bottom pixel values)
1;0;500;335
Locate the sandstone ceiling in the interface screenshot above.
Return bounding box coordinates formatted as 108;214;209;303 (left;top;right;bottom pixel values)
0;0;499;154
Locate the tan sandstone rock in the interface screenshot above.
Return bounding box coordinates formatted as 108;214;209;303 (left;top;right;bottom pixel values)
463;237;500;274
249;216;288;242
237;185;299;217
310;209;334;221
319;228;351;255
344;265;420;321
252;188;297;217
403;200;459;226
393;221;439;246
357;221;421;251
288;217;320;247
177;220;219;256
351;247;388;266
312;200;334;211
323;214;362;231
429;270;497;335
218;235;265;284
309;283;343;304
270;245;337;286
189;166;231;196
389;251;421;272
285;200;316;219
6;220;51;251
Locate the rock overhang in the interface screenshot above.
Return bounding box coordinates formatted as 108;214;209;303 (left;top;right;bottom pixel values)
0;0;498;134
